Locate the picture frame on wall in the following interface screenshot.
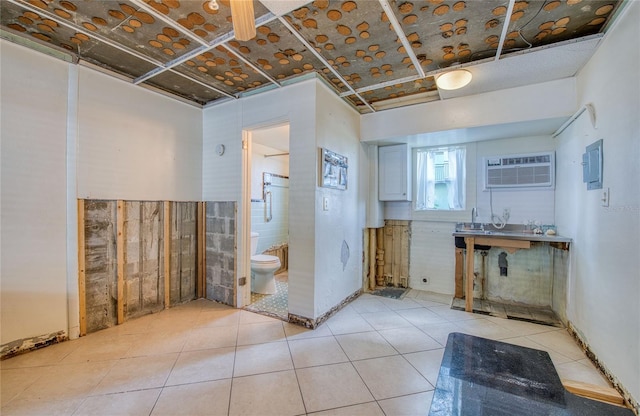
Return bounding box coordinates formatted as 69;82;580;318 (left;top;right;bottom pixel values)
319;147;348;190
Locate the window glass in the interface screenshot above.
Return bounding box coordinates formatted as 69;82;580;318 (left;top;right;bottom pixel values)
415;146;466;210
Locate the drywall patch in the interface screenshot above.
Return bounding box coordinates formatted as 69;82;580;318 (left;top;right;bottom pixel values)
205;201;236;306
1;331;66;360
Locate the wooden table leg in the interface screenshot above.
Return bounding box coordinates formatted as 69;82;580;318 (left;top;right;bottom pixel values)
464;237;475;312
454;248;464;298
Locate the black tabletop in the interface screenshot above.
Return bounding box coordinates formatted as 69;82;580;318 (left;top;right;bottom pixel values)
429;332;634;416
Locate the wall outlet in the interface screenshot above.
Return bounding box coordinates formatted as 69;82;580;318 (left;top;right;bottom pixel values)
601;187;610;207
323;197;329;211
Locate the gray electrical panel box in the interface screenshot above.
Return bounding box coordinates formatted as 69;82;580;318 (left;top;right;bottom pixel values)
582;139;603;190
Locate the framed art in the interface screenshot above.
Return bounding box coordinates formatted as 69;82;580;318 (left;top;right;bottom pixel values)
319;147;348;190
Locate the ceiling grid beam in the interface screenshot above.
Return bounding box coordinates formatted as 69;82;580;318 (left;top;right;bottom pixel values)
133;12;277;86
9;0;165;67
278;16;376;113
494;0;517;60
166;69;235;99
220;42;281;88
378;0;425;78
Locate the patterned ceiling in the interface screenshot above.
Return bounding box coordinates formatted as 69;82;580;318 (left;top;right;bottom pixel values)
0;0;623;112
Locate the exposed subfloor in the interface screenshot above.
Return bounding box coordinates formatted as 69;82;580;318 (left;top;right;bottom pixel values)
450;297;563;327
0;290;615;415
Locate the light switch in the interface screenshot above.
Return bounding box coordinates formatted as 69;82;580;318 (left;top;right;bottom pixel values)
323;197;329;211
601;187;610;207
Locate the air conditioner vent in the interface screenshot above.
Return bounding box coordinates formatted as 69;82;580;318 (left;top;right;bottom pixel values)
485;152;555;189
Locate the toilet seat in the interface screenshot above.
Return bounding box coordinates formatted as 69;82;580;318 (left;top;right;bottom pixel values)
251;254;280;264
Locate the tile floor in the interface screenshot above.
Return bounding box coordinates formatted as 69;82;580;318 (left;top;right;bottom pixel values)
1;290;611;416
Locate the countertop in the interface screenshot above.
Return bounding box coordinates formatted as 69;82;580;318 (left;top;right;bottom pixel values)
452;229;572;243
428;333;633;416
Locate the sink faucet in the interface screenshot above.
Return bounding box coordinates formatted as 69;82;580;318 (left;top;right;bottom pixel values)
471;207;477;224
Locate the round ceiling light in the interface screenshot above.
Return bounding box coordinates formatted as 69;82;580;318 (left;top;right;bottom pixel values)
436;69;473;90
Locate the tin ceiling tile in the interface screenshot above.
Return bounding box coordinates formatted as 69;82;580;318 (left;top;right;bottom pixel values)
286;0;418;91
501;0;620;55
172;45;269;95
389;0;510;70
226;19;326;82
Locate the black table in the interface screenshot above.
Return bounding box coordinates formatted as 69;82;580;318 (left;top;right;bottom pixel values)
429;332;634;416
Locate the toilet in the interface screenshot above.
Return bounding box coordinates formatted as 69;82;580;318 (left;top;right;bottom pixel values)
250;232;281;295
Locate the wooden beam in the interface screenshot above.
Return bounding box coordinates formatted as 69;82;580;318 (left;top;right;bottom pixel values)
197;202;204;298
454;248;463;299
368;228;376;291
562;379;625;407
464;237;475;312
473;237;530;250
164;201;171;309
77;199;87;336
116;200;125;325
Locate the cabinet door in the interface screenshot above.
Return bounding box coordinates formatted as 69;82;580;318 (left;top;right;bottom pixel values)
379;144;411;201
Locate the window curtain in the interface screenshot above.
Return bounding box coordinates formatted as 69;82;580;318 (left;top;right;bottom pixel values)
416;150;436;209
447;147;465;210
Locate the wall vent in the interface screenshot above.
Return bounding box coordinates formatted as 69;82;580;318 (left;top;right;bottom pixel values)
485;152;555;189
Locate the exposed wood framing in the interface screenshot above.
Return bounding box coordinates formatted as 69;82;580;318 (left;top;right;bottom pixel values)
77;199;87;336
164;201;171;308
465;237;475;312
200;202;207;297
562;379;625;407
382;220;410;287
368;228;377;291
455;247;464;299
116;200;125;324
197;202;205;298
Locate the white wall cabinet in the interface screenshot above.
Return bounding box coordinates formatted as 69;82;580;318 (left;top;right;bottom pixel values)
379;144;411;201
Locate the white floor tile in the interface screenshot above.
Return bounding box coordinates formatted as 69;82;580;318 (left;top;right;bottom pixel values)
289;336;349;368
308;401;384;415
379;326;442;354
378;391;435;416
229;370;305;416
166;347;235;386
360;311;413;331
296;363;374;413
353;355;433;400
403;349;446;386
233;342;293;377
74;388;160;416
152;379;232;416
237;321;286;345
92;354;177;395
335;331;398;361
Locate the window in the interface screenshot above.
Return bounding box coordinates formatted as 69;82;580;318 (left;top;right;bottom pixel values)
415;146;466;210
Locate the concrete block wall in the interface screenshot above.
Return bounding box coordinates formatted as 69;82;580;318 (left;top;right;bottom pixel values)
205;202;236;306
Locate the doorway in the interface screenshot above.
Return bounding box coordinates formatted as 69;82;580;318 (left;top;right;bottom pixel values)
243;123;290;320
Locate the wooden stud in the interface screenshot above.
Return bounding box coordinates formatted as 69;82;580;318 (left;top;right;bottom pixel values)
562;380;625;406
369;228;376;291
400;224;409;287
164;201;171;309
465;237;475;312
201;202;207;297
116;200;125;324
197;202;205;298
455;247;463;298
77;199;87;336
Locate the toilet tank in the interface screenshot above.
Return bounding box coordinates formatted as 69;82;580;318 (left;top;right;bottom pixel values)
250;232;259;255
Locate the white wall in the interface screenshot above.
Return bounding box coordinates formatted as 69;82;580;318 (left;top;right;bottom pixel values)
1;40;205;350
1;41;70;345
203;80;318;317
556;1;639;404
314;82;362;317
77;67;202;201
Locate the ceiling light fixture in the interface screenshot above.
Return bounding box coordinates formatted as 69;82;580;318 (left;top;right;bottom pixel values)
230;0;256;41
435;69;473;90
206;0;219;11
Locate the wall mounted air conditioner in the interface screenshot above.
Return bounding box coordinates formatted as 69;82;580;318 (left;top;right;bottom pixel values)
484;152;555;189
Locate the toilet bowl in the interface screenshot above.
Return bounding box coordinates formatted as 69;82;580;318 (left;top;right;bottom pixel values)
250;232;281;295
